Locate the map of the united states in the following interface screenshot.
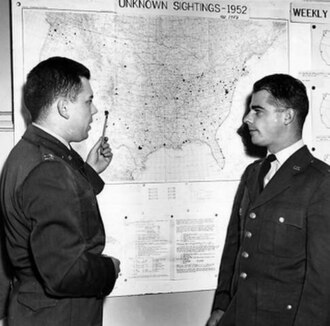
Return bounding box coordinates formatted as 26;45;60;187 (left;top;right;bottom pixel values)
30;11;288;183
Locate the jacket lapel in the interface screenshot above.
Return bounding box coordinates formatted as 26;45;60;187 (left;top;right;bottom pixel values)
246;162;261;204
249;146;313;209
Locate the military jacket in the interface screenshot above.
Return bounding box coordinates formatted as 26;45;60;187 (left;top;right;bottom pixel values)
212;146;330;326
0;125;117;326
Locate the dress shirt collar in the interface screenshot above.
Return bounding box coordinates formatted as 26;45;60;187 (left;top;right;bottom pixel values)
32;122;71;149
268;139;304;168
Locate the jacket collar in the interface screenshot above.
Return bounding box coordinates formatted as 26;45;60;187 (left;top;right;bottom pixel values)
247;145;313;208
22;124;83;169
32;122;70;149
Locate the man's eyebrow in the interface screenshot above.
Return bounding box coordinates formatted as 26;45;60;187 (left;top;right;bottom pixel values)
250;105;264;110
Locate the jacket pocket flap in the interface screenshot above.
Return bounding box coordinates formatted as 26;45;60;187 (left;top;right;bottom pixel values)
18;292;58;312
275;210;304;229
257;282;301;312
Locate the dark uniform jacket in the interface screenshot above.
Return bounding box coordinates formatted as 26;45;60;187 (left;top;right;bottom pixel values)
0;125;117;326
212;146;330;326
0;218;11;319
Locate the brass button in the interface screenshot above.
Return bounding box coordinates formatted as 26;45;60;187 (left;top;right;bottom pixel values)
279;217;285;223
241;251;249;258
286;304;292;310
245;231;252;238
249;212;256;219
240;272;247;279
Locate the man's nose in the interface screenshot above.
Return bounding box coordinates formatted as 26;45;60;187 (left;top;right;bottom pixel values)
91;103;98;115
243;111;252;124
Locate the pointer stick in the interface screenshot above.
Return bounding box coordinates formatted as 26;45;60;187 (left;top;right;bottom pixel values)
101;110;109;145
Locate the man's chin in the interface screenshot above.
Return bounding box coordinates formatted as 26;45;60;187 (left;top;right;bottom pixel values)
84;128;91;137
82;133;89;140
74;133;89;142
250;136;264;147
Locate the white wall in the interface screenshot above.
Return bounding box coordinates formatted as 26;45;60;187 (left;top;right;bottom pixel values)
0;0;14;166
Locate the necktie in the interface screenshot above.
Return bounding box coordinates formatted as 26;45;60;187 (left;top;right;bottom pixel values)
258;154;276;192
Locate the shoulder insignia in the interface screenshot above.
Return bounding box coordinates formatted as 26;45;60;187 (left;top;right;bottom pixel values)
42;153;56;161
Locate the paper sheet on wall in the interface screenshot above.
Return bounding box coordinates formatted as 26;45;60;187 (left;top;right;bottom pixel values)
300;70;330;165
299;22;330;165
97;182;237;295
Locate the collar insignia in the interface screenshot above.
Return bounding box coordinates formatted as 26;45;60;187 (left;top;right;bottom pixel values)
293;165;301;171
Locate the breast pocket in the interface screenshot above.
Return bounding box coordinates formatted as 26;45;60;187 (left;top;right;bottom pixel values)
259;210;305;258
274;211;305;258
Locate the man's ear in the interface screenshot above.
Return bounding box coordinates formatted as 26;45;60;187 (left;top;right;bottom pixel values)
57;98;70;119
283;108;296;125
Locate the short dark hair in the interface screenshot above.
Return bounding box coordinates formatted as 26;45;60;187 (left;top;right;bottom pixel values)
253;74;309;130
23;56;90;122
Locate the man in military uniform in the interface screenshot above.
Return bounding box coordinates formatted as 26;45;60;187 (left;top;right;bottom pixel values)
207;74;330;326
0;57;120;326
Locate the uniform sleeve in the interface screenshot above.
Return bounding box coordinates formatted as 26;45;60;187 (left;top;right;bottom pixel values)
0;215;11;318
211;169;248;312
83;163;104;194
294;175;330;325
0;244;10;318
21;161;117;298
